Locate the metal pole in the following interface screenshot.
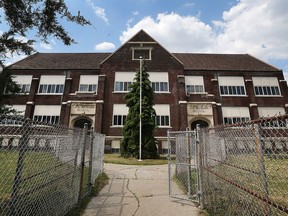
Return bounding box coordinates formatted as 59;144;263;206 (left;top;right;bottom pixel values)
10;118;31;215
88;127;94;195
254;124;271;215
167;130;172;196
139;58;143;161
186;128;192;198
78;123;88;202
196;124;204;209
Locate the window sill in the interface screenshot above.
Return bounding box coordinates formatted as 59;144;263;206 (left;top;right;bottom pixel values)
255;95;283;97
187;92;207;95
220;95;248;97
110;125;124;128
113;91;129;93
36;93;63;95
154;91;171;94
75;91;97;95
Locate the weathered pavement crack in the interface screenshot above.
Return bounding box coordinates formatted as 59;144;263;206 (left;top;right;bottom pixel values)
126;178;140;216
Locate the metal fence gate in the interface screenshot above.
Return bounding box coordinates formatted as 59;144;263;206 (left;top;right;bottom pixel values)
168;129;202;204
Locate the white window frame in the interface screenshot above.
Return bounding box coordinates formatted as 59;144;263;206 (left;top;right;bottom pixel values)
154;104;170;127
132;48;152;60
78;75;98;93
258;107;285;117
219;76;246;96
13;75;32;94
38;75;65;95
185;76;205;94
149;72;169;93
33;105;61;124
0;105;26;125
258;107;286;128
112;104;128;127
252;77;281;96
222;107;250;124
114;72;135;92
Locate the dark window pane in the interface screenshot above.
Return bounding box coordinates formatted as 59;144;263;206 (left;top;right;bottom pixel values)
220;86;224;94
55;116;59;124
267;87;271;95
228;86;232;94
134;49;150;60
240;86;245;95
232;86;236;95
274;87;280;95
263;86;268;95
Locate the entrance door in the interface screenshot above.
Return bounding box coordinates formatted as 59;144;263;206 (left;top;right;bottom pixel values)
191;120;208;130
74;118;92;129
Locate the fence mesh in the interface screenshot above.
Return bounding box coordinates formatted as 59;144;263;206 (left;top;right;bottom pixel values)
168;131;199;202
199;114;288;215
0;114;105;216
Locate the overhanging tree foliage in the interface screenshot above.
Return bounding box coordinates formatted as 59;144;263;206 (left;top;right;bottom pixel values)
0;68;20;114
120;62;159;159
0;0;90;114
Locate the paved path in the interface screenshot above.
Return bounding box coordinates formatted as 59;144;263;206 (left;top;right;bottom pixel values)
83;163;199;216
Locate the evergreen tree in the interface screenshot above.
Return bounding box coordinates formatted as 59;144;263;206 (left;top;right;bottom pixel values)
0;67;21;114
120;62;159;159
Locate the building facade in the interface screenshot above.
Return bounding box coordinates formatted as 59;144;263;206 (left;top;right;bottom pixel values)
3;30;288;153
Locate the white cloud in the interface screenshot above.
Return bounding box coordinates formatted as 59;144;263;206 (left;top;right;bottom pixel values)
39;42;52;50
120;13;214;53
120;0;288;62
183;3;195;8
86;0;109;24
213;0;288;60
50;39;56;45
133;11;139;16
95;42;115;51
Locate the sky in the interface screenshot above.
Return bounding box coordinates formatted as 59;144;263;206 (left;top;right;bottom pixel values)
1;0;288;81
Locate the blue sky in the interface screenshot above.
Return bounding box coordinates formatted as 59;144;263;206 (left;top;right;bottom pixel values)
1;0;288;80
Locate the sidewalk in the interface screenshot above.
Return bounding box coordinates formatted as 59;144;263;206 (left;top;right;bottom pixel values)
83;163;199;216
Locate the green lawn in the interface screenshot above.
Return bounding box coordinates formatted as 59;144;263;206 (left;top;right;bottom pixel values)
210;154;288;211
0;150;82;215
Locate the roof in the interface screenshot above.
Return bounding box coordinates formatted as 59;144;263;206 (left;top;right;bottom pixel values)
8;52;280;72
173;53;280;71
8;53;111;70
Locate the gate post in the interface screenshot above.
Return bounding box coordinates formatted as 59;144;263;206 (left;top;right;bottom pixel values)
78;123;88;203
196;124;204;209
186;128;192;198
167;130;172;196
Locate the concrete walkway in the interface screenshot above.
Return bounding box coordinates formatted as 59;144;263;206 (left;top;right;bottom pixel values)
83;163;199;216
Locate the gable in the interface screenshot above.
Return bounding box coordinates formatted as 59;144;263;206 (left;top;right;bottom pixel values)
100;29;183;71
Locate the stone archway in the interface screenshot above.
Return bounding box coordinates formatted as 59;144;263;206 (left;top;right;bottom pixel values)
191;119;209;130
74;118;92;129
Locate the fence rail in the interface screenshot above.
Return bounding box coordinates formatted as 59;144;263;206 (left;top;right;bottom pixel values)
199;114;288;215
0;114;105;216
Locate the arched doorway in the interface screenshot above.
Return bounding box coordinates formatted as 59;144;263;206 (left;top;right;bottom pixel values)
74;118;92;129
191;120;209;130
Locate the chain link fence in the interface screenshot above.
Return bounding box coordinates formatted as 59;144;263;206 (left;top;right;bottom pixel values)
168;130;200;202
0;114;105;216
199;114;288;215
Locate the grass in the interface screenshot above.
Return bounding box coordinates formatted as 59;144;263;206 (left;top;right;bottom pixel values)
104;153;168;165
66;172;109;216
0;150;109;216
0;150;71;201
206;154;288;215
